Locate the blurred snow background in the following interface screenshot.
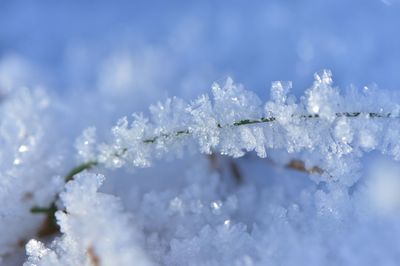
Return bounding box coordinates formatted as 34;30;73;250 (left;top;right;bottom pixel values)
2;0;400;102
1;0;400;265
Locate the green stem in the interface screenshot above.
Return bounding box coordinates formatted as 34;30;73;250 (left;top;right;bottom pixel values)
142;112;394;142
65;160;98;182
30;203;57;214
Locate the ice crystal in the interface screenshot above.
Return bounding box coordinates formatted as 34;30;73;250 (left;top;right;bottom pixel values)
24;173;152;266
0;88;63;263
79;71;400;187
15;71;400;266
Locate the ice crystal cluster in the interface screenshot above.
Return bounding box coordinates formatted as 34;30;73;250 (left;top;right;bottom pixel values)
80;70;400;187
0;88;64;264
0;70;392;266
24;173;152;266
2;1;400;265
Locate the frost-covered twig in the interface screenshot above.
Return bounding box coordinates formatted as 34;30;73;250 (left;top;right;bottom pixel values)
76;71;400;178
30;71;400;239
34;70;400;192
132;111;394;144
25;70;400;265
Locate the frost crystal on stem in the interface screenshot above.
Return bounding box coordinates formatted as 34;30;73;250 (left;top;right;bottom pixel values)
77;70;400;186
23;70;400;266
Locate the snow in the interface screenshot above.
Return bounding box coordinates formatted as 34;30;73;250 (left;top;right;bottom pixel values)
22;74;400;266
0;88;65;264
1;1;400;265
24;173;152;266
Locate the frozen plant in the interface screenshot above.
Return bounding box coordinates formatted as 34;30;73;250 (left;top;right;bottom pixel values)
78;70;400;186
24;70;400;265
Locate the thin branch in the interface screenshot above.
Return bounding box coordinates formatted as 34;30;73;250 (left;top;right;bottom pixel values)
65;161;98;182
142;112;394;143
286;159;326;176
87;246;101;266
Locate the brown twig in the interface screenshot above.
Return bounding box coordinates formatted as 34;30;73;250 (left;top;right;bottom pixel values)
229;160;243;184
285;159;326;176
207;154;243;184
87;246;101;266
